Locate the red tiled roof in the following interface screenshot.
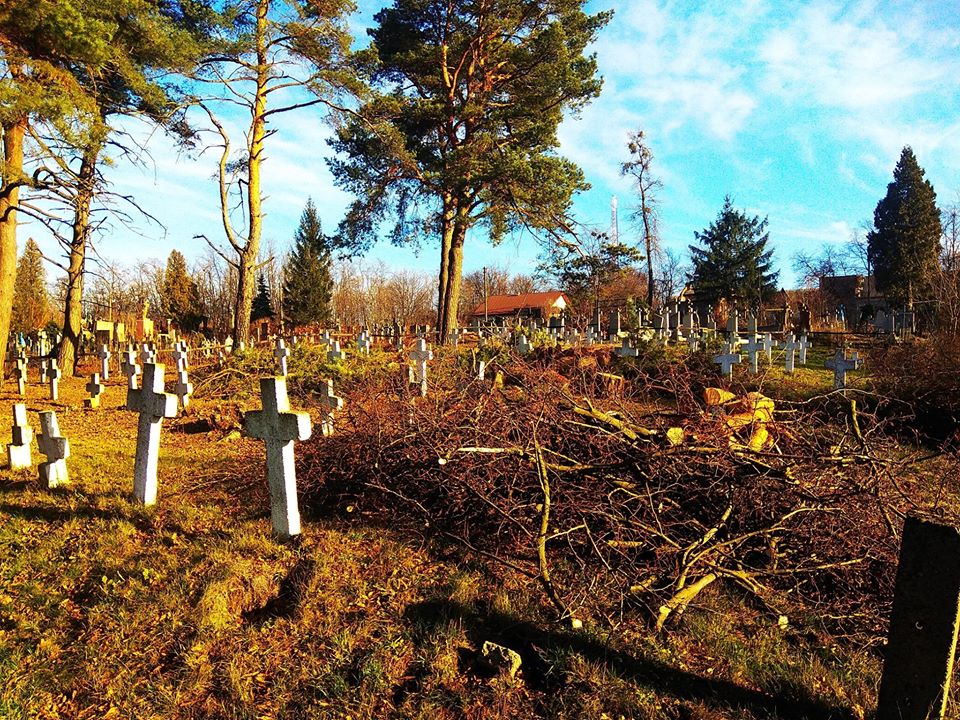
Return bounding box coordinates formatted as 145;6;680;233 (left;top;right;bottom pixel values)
469;291;567;317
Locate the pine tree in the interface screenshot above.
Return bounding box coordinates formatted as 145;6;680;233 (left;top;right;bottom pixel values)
282;199;333;328
251;274;275;322
867;146;942;309
11;239;49;334
162;250;202;332
689;196;779;307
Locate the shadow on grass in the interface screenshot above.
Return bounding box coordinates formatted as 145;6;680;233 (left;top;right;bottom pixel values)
403;598;856;720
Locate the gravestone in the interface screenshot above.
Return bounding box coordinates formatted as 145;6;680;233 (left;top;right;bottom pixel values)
139;343;155;365
726;310;739;337
797;335;812;365
318;378;344;436
477;360;486;381
121;349;141;390
607;311;621;340
713;343;741;377
615;337;639;358
39;358;48;385
687;333;700;353
48;360;61;402
746;312;757;336
783;334;800;374
37;411;69;487
98;344;111;380
244;377;312;539
762;333;775;362
84;373;105;409
172;344;189;372
356;332;371;356
7;403;33;470
877;513;960;720
409;338;433;397
174;369;193;410
516;334;531;355
825;349;861;389
274;339;289;376
743;335;764;375
13;359;26;396
127;363;178;506
327;341;345;362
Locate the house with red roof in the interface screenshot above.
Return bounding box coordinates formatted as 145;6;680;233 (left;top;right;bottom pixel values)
468;291;568;321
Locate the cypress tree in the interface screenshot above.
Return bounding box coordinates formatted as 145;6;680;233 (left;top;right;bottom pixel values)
282;199;333;328
867;146;942;309
251;274;275;322
689;196;779;307
11;238;49;334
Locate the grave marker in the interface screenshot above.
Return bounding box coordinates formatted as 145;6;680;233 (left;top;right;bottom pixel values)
798;335;812;365
824;349;861;389
121;349;141;390
127;363;178;506
743;335;764;375
615;337;639;358
7;403;33;470
516;334;531;355
409;338;433;397
13;359;26;396
783;334;800;374
318;378;344;436
37;411;69;487
84;373;105;409
712;343;741;377
174;369;193;410
48;360;61;401
356;332;371;356
274;339;289;376
327;340;345;362
98;344;111;380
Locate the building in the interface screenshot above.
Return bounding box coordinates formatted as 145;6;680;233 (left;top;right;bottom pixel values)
468;291;568;322
819;274;886;326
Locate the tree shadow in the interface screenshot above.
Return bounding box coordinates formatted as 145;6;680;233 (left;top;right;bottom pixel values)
403;598;856;720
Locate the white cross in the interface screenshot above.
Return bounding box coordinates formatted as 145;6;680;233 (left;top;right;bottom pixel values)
172;344;189;372
356;332;371;356
127;363;178;506
409;338;433;397
98;344;111;380
13;359;26;396
84;373;105;409
140;343;155;365
48;360;62;401
244;377;312;538
37;410;69;487
121;349;141;390
713;343;741;377
783;334;800;374
825;349;861;389
274;339;289;376
174;368;193;410
743;335;764;375
320;331;333;349
615;337;639;358
7;403;33;470
39;358;48;385
584;327;597;345
798;335;812;365
327;340;345;362
762;333;775;362
318;378;344;436
516;334;531;355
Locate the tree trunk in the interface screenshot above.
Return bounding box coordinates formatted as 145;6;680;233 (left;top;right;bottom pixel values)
59;145;99;374
439;222;466;343
0;117;26;379
436;201;456;340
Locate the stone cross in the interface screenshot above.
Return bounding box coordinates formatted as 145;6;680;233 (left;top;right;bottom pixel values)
584;326;597;345
48;360;61;401
356;332;371;356
244;377;312;539
121;349;141;390
318;378;344;436
762;333;775;362
172;344;189;372
825;349;861;389
320;331;333;349
127;363;178;506
516;334;531;355
98;344;111;380
746;312;757;336
274;339;289;376
726;310;739;337
687;333;700;353
783;334;800;374
174;369;193;410
615;337;639;358
607;310;621;339
39;358;48;385
13;359;26;396
140;343;155;365
84;373;105;409
327;340;345;362
713;343;741;377
37;410;69;487
798;335;812;365
409;338;433;397
7;403;33;470
743;335;764;375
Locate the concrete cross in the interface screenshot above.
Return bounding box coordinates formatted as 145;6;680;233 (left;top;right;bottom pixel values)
655;313;668;340
687;333;700;353
798;335;812;365
48;360;62;401
174;368;193;410
244;377;312;539
274;339;290;376
127;363;178;506
327;340;345;362
13;359;27;396
762;333;775;362
449;328;462;348
98;344;111;380
743;335;764;375
37;410;69;487
318;378;344;436
7;403;33;470
726;310;739;337
746;312;757;336
704;307;716;331
320;331;333;349
356;332;371;356
121;349;141;390
516;334;531;355
39;358;49;385
172;344;189;372
584;326;597;345
84;373;105;409
140;343;156;365
615;337;639;358
825;349;862;389
783;333;800;374
713;343;741;377
409;338;433;397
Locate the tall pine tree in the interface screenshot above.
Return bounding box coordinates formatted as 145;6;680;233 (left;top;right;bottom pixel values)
689;196;779;307
162;250;202;332
11;238;49;334
867;146;942;309
282;199;333;328
251;274;275;322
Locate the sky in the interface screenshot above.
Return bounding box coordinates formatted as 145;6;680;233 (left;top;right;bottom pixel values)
22;0;960;288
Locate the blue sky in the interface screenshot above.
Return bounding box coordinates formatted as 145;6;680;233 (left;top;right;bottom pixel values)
24;0;960;287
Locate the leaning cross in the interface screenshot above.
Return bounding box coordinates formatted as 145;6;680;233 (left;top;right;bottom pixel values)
274;339;289;376
409;338;433;397
712;343;741;377
121;349;141;390
84;373;105;409
244;377;312;539
7;403;33;470
825;349;861;389
37;410;69;487
48;360;62;402
318;378;344;436
127;363;178;506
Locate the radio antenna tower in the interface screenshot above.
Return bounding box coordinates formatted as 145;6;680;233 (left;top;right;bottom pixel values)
610;195;619;243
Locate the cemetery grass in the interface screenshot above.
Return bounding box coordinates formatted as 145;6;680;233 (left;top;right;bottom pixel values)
0;344;954;719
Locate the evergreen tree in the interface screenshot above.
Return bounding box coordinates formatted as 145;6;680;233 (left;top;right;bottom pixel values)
251;274;275;322
689;196;779;307
282;199;333;328
162;250;202;332
11;239;49;334
867;146;942;308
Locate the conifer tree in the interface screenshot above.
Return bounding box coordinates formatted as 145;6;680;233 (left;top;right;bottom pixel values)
11;238;49;334
162;250;202;332
282;199;333;328
251;274;275;322
867;146;942;309
689;196;779;307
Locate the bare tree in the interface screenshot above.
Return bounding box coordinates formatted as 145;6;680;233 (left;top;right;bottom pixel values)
622;129;661;308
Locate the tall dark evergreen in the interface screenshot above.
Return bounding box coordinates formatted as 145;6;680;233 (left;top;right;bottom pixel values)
689;196;779;307
282;199;333;328
867;146;942;309
251;274;275;322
